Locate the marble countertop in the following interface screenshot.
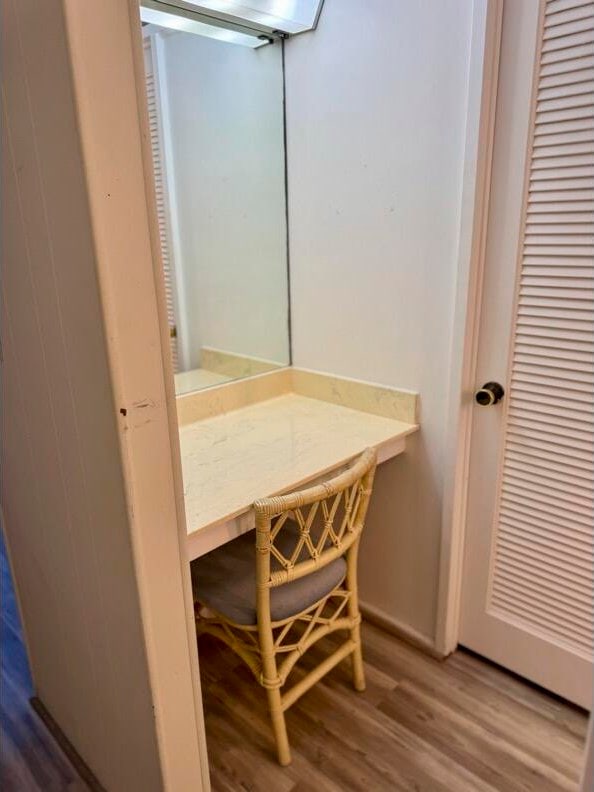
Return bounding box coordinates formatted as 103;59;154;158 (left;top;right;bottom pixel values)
180;392;417;548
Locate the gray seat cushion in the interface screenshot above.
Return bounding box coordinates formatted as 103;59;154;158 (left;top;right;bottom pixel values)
191;523;347;626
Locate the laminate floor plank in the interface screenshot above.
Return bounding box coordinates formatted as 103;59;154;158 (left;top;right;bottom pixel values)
448;650;588;739
292;665;499;792
378;682;574;792
198;624;588;792
204;666;344;791
1;521;588;792
1;532;88;792
361;626;586;776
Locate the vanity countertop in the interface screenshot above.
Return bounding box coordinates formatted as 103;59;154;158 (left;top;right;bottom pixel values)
179;388;417;558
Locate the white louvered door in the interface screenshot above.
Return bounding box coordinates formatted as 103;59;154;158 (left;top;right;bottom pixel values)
460;0;593;708
143;35;181;373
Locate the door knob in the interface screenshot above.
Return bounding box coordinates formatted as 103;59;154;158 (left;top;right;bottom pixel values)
475;381;505;406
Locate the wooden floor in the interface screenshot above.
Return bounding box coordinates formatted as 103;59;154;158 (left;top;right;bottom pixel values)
0;533;87;791
198;627;588;792
1;528;588;791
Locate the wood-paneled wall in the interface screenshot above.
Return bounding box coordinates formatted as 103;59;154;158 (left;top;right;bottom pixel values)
1;1;207;789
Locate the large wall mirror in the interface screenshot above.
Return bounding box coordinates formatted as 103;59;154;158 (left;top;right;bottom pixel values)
141;17;290;395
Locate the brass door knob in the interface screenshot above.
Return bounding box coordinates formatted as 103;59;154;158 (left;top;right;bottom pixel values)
475;381;505;406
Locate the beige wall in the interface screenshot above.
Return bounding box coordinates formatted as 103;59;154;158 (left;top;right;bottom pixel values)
1;1;206;789
285;0;477;641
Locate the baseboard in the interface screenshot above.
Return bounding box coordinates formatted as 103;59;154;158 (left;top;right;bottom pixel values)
30;697;105;791
360;601;446;660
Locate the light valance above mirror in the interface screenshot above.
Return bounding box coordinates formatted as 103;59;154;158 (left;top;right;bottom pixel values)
141;0;325;39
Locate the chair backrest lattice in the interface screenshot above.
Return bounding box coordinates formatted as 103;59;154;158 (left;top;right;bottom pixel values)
254;449;377;590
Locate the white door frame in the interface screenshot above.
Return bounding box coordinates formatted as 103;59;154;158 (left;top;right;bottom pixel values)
435;0;504;657
436;0;591;669
438;0;593;709
63;1;211;787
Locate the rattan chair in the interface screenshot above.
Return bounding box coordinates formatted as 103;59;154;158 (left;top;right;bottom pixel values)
192;448;377;766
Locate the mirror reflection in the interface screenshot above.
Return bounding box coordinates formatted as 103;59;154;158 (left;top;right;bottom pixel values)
142;22;290;394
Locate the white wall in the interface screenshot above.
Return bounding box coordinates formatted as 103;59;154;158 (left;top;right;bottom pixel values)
285;0;474;640
160;32;290;369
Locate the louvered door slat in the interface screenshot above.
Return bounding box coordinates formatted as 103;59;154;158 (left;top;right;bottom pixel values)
516;349;593;370
543;15;594;39
518;304;592;322
539;81;594;103
540;55;594;79
504;462;594;500
513;386;593;412
506;455;594;491
525;226;593;238
535;118;594;137
534;126;594;146
546;0;594;17
496;528;592;573
541;28;594;51
487;0;594;662
494;569;593;624
520;339;594;359
538;90;594;111
546;10;594;29
533;157;594;172
528;188;593;203
490;590;593;652
541;62;594;80
505;447;594;482
499;491;594;536
512;378;592;407
495;559;592;608
509;415;593;443
144;38;180;373
511;394;594;421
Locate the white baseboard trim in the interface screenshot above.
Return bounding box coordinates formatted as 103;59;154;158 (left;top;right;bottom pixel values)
360;601;446;660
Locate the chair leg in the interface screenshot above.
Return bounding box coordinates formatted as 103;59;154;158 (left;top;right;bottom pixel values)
351;623;366;692
347;539;366;692
266;687;291;766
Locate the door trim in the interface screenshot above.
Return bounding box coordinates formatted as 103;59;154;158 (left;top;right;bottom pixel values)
435;0;504;657
63;1;211;788
127;5;212;787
